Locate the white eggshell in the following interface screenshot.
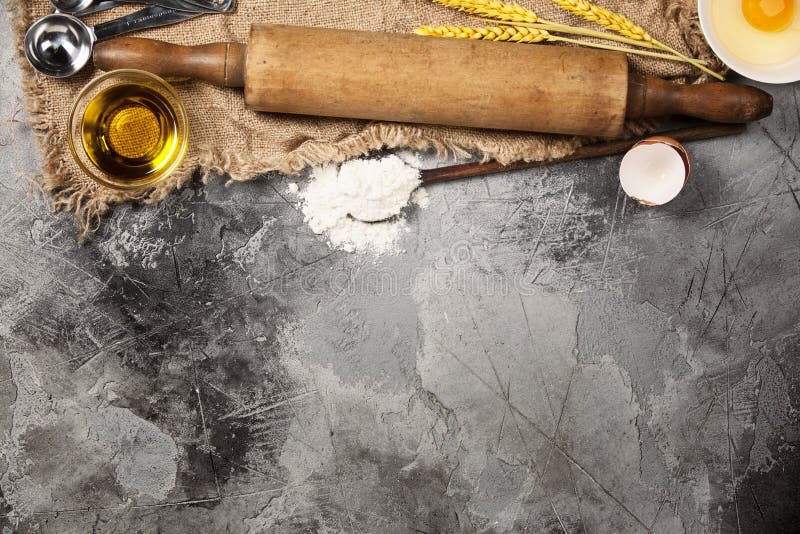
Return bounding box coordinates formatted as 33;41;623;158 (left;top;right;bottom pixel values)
619;142;688;206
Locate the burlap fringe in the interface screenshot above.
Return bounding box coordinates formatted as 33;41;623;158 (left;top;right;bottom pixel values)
667;1;727;83
9;0;718;238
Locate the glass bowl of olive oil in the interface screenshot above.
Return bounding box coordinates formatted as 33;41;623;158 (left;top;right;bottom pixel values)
68;69;189;190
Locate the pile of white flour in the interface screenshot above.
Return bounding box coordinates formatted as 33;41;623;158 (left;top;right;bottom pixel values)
292;155;427;255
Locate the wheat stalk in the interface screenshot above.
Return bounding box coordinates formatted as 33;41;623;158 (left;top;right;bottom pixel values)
416;24;549;42
431;0;550;24
548;0;723;79
550;0;652;41
414;25;703;63
433;0;662;47
484;18;706;65
427;0;722;79
475;17;640;48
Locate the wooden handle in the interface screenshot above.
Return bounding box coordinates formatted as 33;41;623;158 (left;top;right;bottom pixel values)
627;74;772;123
420;123;747;184
93;37;246;87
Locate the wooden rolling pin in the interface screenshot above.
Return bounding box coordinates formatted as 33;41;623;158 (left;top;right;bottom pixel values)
93;24;773;137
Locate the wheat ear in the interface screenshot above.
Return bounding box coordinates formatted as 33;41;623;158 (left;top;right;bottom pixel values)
431;0;555;24
481;19;707;65
414;25;703;63
548;0;723;79
415;25;549;42
430;0;721;78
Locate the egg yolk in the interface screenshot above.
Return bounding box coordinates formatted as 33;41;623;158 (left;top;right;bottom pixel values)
742;0;795;32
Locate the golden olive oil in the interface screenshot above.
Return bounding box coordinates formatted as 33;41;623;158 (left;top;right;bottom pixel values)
81;83;179;180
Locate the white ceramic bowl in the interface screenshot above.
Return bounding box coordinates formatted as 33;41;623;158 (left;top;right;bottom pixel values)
698;0;800;84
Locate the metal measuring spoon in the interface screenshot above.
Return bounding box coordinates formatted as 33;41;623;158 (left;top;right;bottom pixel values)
173;0;236;12
50;0;235;15
24;6;200;78
51;0;121;16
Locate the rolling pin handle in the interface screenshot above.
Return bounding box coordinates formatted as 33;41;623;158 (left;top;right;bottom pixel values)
627;73;773;123
93;37;246;88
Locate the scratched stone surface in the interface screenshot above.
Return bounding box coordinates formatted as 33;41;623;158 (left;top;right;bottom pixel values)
2;10;800;534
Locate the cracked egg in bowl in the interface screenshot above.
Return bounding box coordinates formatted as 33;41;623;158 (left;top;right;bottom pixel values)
699;0;800;83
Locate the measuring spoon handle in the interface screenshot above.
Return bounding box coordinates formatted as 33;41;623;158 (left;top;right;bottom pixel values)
93;5;200;42
83;0;121;14
113;0;236;13
54;0;121;16
164;0;237;12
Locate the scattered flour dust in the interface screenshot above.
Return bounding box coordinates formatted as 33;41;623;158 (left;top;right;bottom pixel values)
296;155;424;255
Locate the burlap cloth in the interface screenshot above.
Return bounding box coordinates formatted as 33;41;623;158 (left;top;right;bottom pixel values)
8;0;723;234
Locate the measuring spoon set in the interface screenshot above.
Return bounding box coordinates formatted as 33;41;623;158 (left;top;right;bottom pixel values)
50;0;236;16
24;0;236;77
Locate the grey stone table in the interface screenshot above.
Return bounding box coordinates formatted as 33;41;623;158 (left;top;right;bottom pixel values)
1;8;799;534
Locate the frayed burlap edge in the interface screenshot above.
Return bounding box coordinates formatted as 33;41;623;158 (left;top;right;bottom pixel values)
9;0;721;239
667;1;727;84
8;0;148;237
